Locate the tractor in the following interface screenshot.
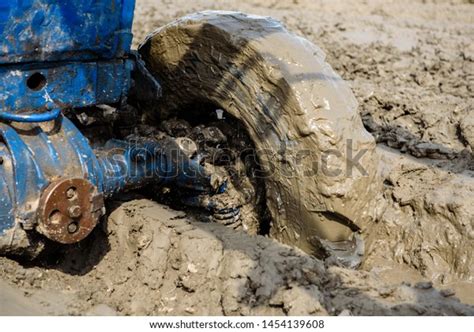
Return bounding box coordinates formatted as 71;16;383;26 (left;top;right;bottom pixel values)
0;1;377;266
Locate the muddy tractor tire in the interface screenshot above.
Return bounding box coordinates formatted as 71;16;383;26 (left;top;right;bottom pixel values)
139;11;379;258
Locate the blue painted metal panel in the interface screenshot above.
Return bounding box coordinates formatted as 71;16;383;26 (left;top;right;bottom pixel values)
0;145;15;233
0;59;133;115
0;0;136;64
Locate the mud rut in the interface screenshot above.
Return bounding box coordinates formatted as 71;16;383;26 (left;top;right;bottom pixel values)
1;200;472;315
1;0;473;315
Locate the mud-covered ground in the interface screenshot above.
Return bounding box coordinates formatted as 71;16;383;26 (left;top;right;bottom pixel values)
1;0;473;315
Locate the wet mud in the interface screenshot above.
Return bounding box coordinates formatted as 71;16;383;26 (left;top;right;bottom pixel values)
1;200;472;315
1;0;473;315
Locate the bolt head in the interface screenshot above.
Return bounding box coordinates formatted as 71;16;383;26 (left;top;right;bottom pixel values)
68;205;82;218
66;188;77;199
67;222;79;234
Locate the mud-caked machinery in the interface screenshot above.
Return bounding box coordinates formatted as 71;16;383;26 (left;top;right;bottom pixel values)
0;0;377;265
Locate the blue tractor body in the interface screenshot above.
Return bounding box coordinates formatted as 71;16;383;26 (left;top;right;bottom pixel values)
0;0;135;118
0;0;135;63
0;0;219;247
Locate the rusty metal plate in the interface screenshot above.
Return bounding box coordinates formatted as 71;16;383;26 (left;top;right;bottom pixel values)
36;178;104;244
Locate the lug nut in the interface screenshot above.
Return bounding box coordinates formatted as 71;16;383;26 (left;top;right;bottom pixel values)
67;222;79;234
68;205;82;218
66;187;77;199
